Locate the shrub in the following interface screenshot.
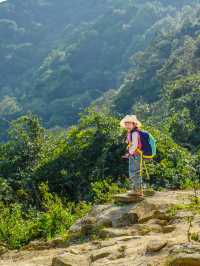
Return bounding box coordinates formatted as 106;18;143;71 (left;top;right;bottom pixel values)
72;201;92;220
143;126;196;188
0;202;40;249
89;178;126;204
37;182;75;239
0;183;92;249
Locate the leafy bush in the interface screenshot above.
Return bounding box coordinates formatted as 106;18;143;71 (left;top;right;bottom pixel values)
34;109;127;201
143;126;196;188
0;182;92;249
37;182;75;239
72;201;92;220
0;202;39;249
90;178;126;204
0;177;13;202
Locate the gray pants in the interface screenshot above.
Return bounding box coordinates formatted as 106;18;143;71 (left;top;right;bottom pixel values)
129;155;143;191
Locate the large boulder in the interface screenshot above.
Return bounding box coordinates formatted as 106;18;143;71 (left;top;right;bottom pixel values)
69;216;97;235
111;211;138;227
146;239;168;253
68;191;177;238
69;205;112;234
69;204;138;236
52;253;91;266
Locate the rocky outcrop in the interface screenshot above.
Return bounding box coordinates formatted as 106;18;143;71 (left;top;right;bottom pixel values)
0;190;199;266
68;190;182;238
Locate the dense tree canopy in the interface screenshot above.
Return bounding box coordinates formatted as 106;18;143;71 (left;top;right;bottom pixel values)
111;5;200;150
1;0;200;133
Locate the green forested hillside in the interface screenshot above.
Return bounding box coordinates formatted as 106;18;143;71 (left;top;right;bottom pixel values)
1;0;200;134
111;4;200;150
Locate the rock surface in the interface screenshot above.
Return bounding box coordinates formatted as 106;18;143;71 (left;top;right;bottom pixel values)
0;190;199;266
146;239;167;253
168;243;200;266
113;193;144;203
52;253;91;266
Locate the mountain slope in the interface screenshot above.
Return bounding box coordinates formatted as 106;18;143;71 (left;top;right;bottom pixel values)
1;0;199;133
111;4;200;149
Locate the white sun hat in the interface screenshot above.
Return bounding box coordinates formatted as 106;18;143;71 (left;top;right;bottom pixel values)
120;115;142;129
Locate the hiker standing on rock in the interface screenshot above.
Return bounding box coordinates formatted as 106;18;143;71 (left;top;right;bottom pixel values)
120;115;156;198
120;115;144;197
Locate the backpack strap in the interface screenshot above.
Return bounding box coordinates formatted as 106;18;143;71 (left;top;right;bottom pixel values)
136;130;142;150
134;129;142;156
127;129;143;156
